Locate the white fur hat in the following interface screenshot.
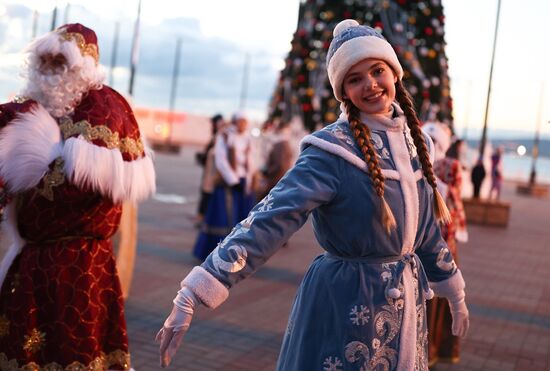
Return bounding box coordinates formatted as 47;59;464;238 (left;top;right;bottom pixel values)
326;19;403;102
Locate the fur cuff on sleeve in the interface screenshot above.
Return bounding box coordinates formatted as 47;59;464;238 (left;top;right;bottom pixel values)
63;137;156;203
0;104;62;192
429;269;465;299
182;266;229;309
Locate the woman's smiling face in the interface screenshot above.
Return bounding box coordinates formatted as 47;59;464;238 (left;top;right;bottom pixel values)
342;59;397;115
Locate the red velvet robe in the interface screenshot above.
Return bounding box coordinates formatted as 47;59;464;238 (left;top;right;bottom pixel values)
0;87;155;370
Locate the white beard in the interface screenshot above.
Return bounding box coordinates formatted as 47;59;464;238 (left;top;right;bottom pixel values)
21;65;93;118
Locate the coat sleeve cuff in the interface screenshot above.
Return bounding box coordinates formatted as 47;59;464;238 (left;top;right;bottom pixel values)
429;269;465;299
182;266;229;309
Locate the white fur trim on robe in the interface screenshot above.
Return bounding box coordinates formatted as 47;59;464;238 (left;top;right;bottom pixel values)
397;264;417;370
300;135;415;181
0;104;62;192
182;266;229;309
63;137;156;204
0;201;25;289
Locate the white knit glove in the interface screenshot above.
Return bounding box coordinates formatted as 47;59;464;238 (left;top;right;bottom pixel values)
156;287;200;367
448;290;469;337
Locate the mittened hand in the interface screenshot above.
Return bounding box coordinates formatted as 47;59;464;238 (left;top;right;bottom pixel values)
156;287;200;367
448;295;469;337
156;305;193;367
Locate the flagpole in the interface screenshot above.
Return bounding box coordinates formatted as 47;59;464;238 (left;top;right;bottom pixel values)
478;0;502;162
128;0;142;97
470;0;501;199
529;83;545;185
168;37;182;146
32;10;39;39
50;1;58;31
64;3;70;24
238;52;251;110
109;21;120;86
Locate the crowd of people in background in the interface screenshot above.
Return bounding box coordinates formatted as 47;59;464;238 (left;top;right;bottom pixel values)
192;112;298;261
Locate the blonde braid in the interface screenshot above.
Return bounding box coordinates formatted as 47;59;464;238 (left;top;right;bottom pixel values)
394;80;451;224
344;100;396;233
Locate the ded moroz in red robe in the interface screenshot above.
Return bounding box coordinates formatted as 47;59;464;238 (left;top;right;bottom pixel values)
0;86;155;370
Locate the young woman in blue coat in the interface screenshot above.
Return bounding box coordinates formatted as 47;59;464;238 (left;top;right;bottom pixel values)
156;19;469;371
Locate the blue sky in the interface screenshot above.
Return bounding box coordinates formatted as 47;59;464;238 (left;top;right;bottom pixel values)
0;0;548;138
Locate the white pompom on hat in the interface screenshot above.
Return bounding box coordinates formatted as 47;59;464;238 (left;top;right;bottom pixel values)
326;19;404;102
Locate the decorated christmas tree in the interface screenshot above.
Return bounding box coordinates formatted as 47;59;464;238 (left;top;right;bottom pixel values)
268;0;453;132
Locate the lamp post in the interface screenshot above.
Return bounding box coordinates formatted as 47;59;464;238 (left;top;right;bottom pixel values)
109;21;120;86
128;0;142;97
529;84;545;185
471;0;502;199
238;52;251;111
167;37;182;149
50;1;58;31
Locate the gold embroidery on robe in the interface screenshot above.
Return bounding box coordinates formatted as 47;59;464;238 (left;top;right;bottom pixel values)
0;349;131;371
59;117;144;157
36;158;65;201
58;29;99;63
23;328;46;354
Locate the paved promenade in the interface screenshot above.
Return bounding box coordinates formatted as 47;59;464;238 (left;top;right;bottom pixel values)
125;147;550;371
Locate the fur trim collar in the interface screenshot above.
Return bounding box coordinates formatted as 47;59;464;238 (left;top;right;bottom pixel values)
338;102;406;131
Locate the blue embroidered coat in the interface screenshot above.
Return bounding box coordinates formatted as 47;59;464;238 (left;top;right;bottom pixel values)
183;106;465;371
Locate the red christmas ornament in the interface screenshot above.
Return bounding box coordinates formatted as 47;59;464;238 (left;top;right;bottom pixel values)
424;27;433;36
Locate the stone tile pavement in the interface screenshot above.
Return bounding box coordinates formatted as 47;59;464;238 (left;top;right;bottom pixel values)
125;148;550;371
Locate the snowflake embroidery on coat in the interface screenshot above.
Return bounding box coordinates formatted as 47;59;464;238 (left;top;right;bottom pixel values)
323;356;343;371
328;125;355;147
350;305;370;325
370;132;390;159
211;189;279;274
257;193;274;212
